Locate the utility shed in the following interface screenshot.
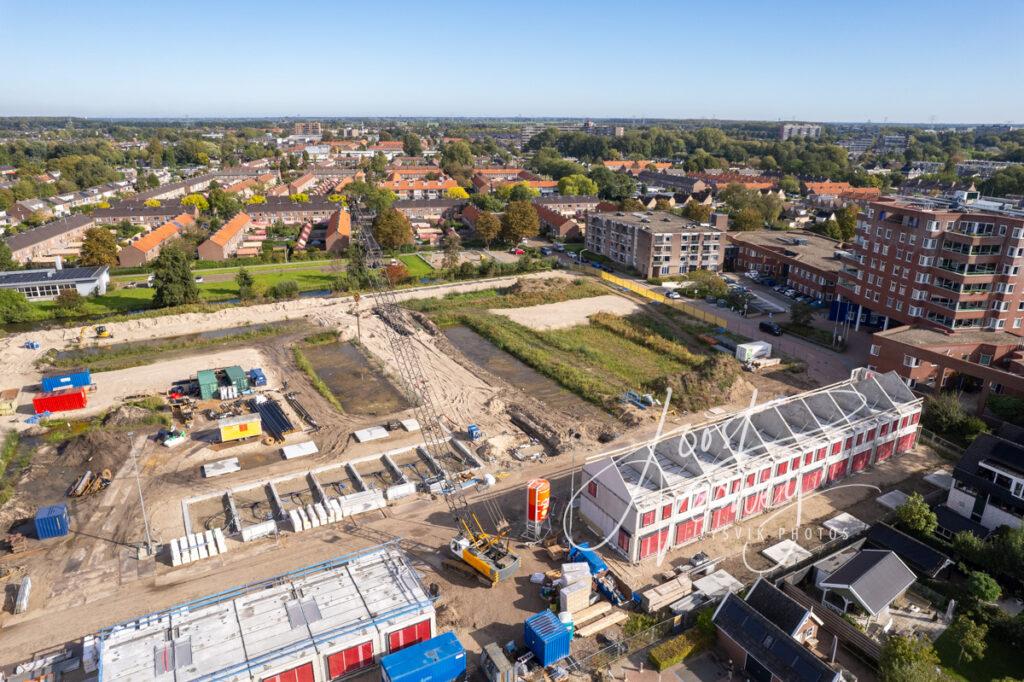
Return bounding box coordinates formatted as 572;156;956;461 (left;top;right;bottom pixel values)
97;543;436;682
197;369;218;400
224;365;250;393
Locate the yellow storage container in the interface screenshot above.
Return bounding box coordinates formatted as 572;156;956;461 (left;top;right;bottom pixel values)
217;414;262;443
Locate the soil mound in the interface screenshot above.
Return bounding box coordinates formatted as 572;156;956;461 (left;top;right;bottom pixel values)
60;431;130;472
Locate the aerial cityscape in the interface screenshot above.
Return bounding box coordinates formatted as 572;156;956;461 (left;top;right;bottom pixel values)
1;2;1023;682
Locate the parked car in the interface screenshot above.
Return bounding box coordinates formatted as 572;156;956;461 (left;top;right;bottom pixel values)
667;291;681;300
784;288;797;297
705;295;717;304
716;298;729;307
568;252;579;260
540;247;552;256
554;243;566;252
194;276;204;284
773;285;786;293
509;248;525;255
759;321;784;336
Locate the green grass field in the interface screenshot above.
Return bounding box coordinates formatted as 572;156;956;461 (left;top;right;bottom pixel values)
934;625;1018;681
32;266;338;318
398;254;435;278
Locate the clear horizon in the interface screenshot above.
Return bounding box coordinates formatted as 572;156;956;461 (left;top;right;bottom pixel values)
2;0;1021;124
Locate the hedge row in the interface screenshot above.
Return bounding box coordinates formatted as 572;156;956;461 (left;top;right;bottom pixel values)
648;629;710;671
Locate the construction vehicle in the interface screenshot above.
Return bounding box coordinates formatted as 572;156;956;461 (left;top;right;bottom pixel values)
68;469;112;498
95;326;112;339
358;214;520;586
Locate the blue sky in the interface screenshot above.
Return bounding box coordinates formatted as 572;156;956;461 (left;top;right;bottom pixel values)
2;0;1021;122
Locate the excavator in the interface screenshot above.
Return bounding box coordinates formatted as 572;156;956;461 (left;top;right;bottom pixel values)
358;216;520;586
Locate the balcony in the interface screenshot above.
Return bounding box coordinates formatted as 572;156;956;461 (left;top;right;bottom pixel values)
840;251;865;265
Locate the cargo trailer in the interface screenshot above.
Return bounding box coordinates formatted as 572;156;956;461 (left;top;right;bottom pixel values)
381;632;466;682
40;368;92;393
217;413;261;443
33;387;87;414
224;365;250;393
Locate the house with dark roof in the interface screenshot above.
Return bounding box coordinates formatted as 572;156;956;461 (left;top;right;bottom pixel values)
745;578;823;642
864;524;952;579
0;264;109;301
818;549;915;623
713;589;840;682
942;432;1024;534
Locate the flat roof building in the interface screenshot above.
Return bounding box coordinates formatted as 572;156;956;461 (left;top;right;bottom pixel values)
585;210;722;277
728;230;843;301
579;370;921;563
0;265;109;301
97;543;436;682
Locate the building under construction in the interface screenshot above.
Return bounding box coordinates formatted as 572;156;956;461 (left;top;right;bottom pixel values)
579;370;922;563
95;543;436;681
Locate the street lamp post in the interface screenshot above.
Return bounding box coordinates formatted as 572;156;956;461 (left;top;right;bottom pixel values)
128;431;155;556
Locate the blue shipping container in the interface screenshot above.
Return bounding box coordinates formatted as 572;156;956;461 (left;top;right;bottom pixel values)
249;368;267;387
34;503;70;540
525;610;571;667
381;632;466;682
41;369;92;393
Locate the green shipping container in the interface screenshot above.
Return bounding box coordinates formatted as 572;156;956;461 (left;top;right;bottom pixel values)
224;365;250;393
197;369;219;400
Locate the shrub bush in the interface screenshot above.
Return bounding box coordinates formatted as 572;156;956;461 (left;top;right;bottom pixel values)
648;629;709;671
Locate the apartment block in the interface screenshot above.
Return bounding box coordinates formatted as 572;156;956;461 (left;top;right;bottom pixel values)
780;123;822;140
579;370;921;563
728;230;842;301
585;211;722;277
837;193;1024;333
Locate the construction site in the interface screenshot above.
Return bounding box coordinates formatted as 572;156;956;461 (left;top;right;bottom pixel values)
0;233;943;681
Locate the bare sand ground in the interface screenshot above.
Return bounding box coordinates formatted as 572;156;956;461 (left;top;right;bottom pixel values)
0;272;575;424
488;294;642;331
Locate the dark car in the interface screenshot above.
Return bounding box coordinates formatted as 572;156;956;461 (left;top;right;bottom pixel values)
759;321;783;336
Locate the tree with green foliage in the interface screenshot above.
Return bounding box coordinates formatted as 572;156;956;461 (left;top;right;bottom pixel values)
819;219;843;241
588;166;637;201
442;230;461;272
0;242;17;270
402;133;422;157
557;173;598;196
789;301;814;327
732;206;762;231
501;201;539;244
342;180;397;214
836;204;860;241
440;140;474;178
235;267;256;300
0;289;32;324
53;288;85;317
181;193;209;213
948;614;988;664
469;193;504;212
779;175;800;194
981;166;1024;197
681;201;712;223
372;208;413;250
879;635;947;682
152;243;199;308
921;392;988;446
475;211;501;249
530;147;585;179
967;570;1002;603
895;492;938;536
79;226;119;267
267;280;299;299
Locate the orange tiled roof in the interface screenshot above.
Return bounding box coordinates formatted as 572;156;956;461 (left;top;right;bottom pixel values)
804;181;854;195
381;178;458;191
129;214;191;253
208;212;252;247
369;140;405;151
473;168;526;176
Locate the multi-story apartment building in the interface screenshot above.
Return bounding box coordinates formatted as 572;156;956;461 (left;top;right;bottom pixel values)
837;193;1024;334
728;230;842;301
579;370;921;563
293;120;322;136
780;123;822;140
585;211;722;277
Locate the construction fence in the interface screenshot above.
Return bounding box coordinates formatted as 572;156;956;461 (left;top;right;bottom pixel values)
592;270;729;328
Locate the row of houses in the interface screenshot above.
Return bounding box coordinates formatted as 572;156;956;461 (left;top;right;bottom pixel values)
579;369;921;563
